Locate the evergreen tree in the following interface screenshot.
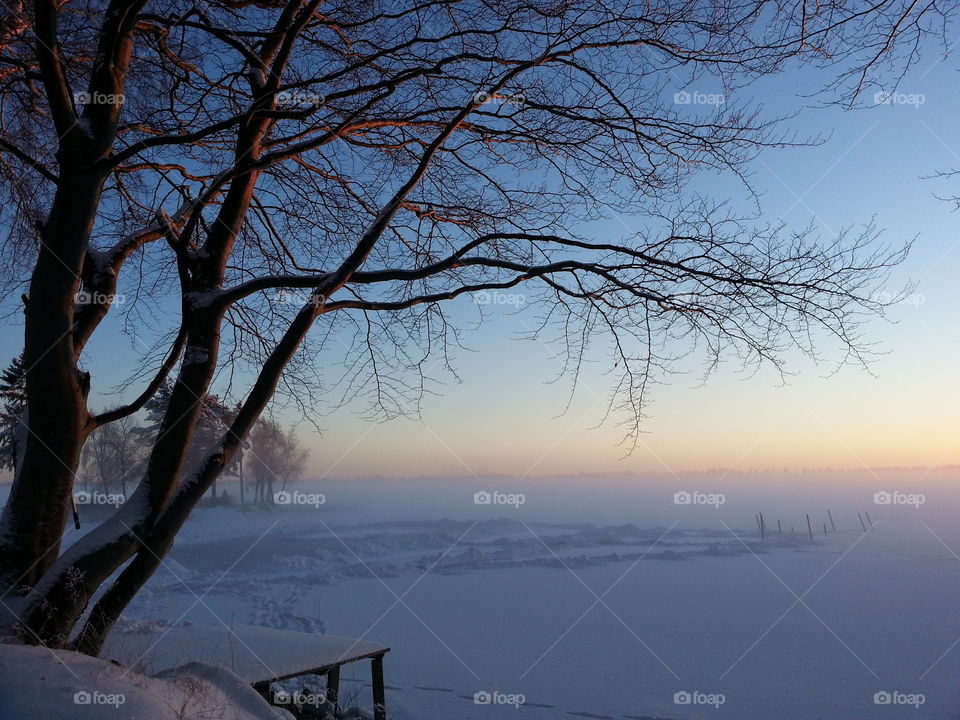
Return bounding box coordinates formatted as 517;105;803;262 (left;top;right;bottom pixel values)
138;380;238;499
0;354;25;473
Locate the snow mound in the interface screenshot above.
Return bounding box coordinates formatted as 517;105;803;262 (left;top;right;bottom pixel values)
103;622;388;685
0;642;294;720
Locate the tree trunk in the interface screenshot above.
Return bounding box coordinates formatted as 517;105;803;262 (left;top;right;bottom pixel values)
0;0;145;594
0;163;103;590
17;302;226;646
72;299;322;655
239;455;244;506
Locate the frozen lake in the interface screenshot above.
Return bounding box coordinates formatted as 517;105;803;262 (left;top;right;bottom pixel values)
103;485;960;720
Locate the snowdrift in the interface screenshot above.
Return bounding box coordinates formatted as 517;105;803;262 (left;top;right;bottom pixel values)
0;642;294;720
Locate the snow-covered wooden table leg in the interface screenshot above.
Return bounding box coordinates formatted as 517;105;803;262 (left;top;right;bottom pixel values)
327;664;340;717
371;653;386;720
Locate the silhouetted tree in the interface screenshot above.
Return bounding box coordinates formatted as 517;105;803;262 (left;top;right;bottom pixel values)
139;380;239;500
249;419;308;504
79;416;144;497
0;354;25;473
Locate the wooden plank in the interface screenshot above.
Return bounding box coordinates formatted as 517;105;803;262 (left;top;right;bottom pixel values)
105;623;392;716
104;624;389;686
327;665;340;718
261;647;391;685
372;654;387;720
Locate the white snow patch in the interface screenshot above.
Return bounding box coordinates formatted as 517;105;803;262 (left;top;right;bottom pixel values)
185;290;223;309
183;346;210;365
0;642;294;720
103;622;388;685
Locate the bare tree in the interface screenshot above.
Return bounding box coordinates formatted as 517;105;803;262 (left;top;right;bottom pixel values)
0;0;944;656
138;380;238;502
79;416;145;498
249;418;308;504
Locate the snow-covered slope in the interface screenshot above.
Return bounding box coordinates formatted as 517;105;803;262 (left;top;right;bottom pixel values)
0;642;295;720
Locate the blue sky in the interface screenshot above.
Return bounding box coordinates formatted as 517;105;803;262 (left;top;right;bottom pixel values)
300;55;960;479
2;49;958;481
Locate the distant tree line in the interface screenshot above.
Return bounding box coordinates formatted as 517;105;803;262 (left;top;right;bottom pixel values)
0;356;307;506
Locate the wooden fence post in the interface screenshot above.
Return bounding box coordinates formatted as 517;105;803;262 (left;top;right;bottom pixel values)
372;654;387;720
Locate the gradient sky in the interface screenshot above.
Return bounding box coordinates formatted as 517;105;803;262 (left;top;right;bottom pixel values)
2;51;958;481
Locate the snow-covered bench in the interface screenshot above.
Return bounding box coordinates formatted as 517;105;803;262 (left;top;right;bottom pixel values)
104;622;390;719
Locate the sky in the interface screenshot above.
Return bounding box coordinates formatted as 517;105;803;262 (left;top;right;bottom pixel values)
295;55;960;480
2;46;959;482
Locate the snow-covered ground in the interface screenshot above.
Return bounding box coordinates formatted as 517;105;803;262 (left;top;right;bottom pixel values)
97;477;960;720
5;474;960;719
0;642;295;720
